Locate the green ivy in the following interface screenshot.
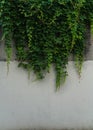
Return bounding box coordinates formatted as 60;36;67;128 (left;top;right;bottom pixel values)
0;0;93;89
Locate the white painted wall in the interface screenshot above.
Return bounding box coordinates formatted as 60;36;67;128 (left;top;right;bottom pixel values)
0;61;93;130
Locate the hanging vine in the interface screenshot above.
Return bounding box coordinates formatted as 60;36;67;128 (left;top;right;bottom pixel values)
0;0;93;89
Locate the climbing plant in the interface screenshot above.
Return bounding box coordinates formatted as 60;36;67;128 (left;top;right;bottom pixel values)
0;0;93;89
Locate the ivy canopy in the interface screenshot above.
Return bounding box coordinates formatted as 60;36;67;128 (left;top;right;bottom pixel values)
0;0;93;89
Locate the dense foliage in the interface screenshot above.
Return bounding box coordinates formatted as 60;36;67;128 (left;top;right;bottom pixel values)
0;0;93;89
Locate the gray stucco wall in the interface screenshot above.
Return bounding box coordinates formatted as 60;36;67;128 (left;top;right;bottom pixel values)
0;61;93;130
1;26;93;130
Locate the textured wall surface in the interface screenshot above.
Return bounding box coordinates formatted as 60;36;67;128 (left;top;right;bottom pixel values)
1;27;93;130
0;61;93;130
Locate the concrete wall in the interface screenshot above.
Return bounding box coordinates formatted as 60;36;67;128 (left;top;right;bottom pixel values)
0;61;93;130
1;28;93;130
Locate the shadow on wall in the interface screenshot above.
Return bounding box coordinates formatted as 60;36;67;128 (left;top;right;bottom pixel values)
11;128;93;130
0;26;16;61
0;24;93;62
